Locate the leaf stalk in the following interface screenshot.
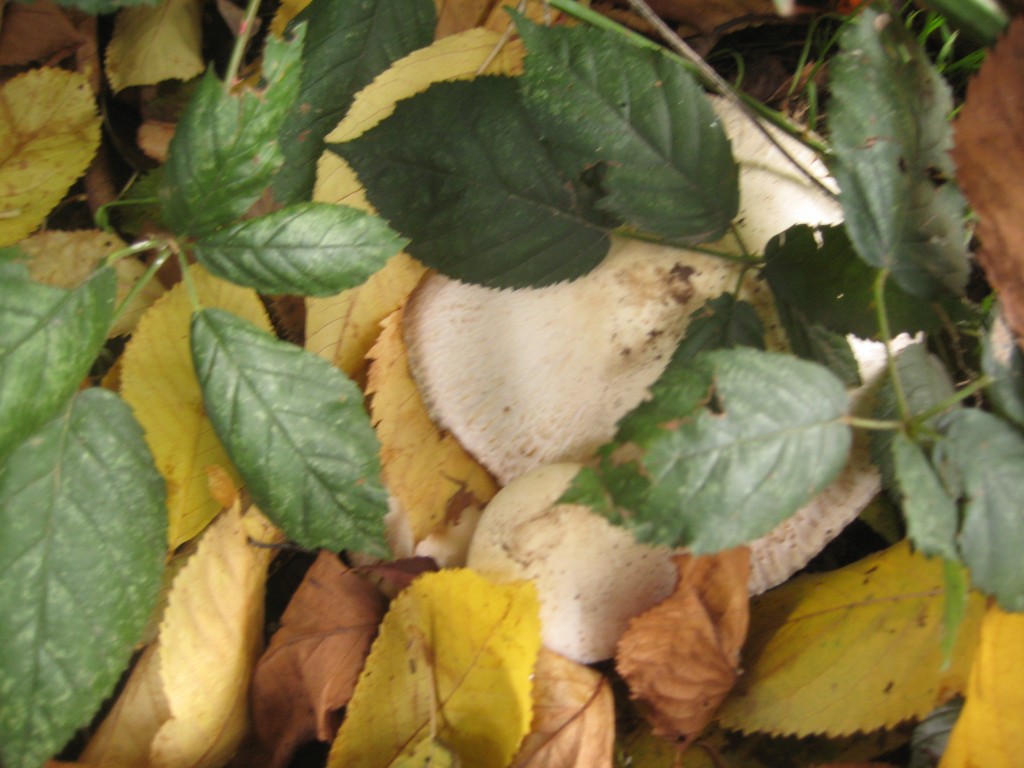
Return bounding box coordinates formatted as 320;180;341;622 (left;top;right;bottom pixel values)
223;0;262;92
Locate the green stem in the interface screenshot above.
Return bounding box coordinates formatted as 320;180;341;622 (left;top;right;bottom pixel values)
94;196;160;235
844;416;903;431
223;0;262;92
912;375;994;426
177;249;202;313
110;246;171;328
874;268;912;423
103;238;164;267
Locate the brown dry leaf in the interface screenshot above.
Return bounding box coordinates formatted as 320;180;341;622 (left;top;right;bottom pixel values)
616;548;750;746
953;16;1024;349
83;503;282;767
247;551;386;768
511;648;615;768
600;0;781;38
366;308;497;544
0;0;84;66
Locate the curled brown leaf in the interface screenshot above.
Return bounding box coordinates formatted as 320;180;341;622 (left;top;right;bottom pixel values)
615;547;750;746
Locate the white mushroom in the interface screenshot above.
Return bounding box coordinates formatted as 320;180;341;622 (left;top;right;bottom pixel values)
404;96;840;486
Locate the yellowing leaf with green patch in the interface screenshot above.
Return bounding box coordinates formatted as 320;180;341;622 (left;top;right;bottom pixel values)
268;0;310;37
328;569;541;768
718;542;984;736
314;27;524;210
0;68;99;245
83;503;282;768
940;604;1024;768
106;0;203;92
19;229;165;336
120;264;272;548
305;252;426;380
366;308;497;544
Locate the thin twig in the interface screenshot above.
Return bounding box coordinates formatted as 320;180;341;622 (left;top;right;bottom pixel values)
623;0;837;199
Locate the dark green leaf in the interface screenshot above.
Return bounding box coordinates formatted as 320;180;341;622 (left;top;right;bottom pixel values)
0;389;166;768
577;348;851;553
193;203;407;296
516;17;738;241
161;30;304;238
871;343;956;490
891;432;958;560
672;294;764;364
763;225;943;337
982;309;1024;429
272;0;436;203
191;308;388;554
773;300;861;387
829;8;969;298
0;266;116;458
936;409;1024;610
53;0;157;13
334;77;611;288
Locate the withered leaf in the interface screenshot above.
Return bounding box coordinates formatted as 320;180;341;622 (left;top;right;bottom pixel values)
511;648;615;768
616;548;750;746
954;16;1024;349
248;551;386;768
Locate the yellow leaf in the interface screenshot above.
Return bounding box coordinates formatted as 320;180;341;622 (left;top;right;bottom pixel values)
268;0;310;37
718;542;984;736
940;604;1024;768
120;264;272;548
18;229;165;336
0;68;100;245
328;569;541;768
366;309;497;544
305;252;426;379
393;738;459;767
83;503;282;768
105;0;203;92
314;27;524;210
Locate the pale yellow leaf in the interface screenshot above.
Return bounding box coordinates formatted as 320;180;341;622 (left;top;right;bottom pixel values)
106;0;203;92
314;28;524;210
366;308;497;543
719;542;984;736
511;648;615;768
940;604;1024;768
120;264;272;548
328;569;541;768
83;503;282;768
0;68;100;245
18;229;165;336
305;252;426;378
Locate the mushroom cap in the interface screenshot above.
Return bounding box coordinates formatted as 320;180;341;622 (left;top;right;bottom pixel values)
466;463;678;664
404;96;841;485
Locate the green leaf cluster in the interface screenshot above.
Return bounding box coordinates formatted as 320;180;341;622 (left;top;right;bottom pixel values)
334;16;738;288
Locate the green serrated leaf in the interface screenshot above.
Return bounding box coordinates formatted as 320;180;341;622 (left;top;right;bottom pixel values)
871;343;956;490
981;309;1024;429
0;266;116;458
763;225;943;337
160;29;304;238
192;203;407;296
272;0;435;204
773;300;860;387
936;409;1024;611
828;8;969;299
891;431;958;560
516;17;738;242
590;348;851;553
334;77;611;288
0;389;166;768
672;294;765;364
191;308;388;554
